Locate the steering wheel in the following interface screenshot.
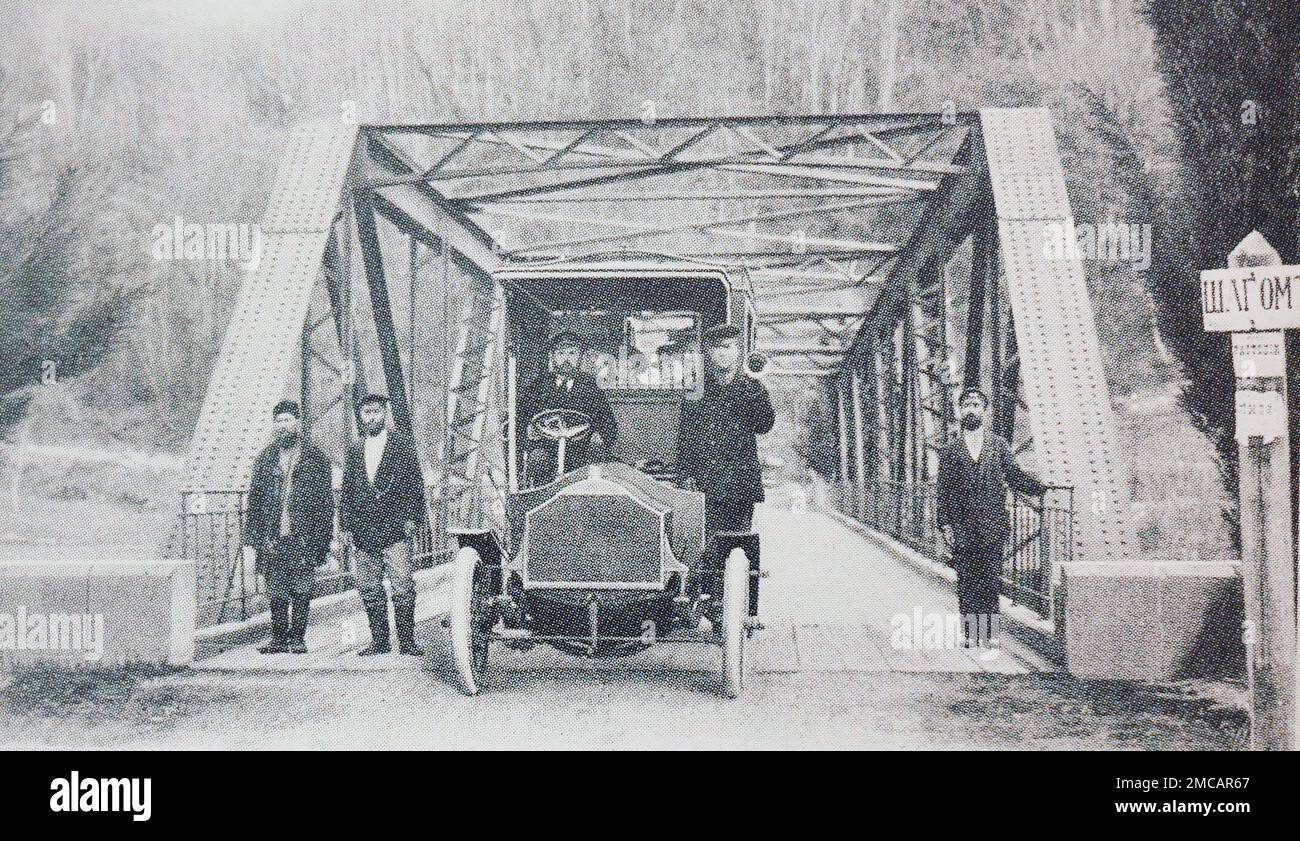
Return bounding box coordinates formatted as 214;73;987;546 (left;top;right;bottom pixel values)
528;409;593;479
529;408;592;443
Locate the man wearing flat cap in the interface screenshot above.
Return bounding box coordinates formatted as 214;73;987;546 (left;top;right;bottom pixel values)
340;393;428;656
676;323;775;621
936;386;1046;650
242;399;336;654
517;330;618;486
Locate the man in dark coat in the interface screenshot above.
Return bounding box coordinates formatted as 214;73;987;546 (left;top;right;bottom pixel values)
676;323;775;621
516;331;618;486
242;399;336;654
340;393;428;656
936;387;1046;648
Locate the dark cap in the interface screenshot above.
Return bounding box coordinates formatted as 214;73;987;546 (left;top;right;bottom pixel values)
549;330;582;351
272;399;301;419
359;392;390;408
958;386;989;405
701;322;742;346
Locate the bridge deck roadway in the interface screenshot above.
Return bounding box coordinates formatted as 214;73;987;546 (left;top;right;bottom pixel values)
39;493;1236;751
197;492;1048;679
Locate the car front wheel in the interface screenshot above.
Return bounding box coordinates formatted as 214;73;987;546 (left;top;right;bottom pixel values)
449;546;490;695
721;547;749;699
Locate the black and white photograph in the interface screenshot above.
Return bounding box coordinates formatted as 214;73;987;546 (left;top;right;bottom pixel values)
0;0;1296;789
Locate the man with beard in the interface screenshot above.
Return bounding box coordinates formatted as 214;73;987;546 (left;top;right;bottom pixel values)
340;393;428;656
936;387;1046;650
676;323;774;626
242;400;336;654
517;330;618;486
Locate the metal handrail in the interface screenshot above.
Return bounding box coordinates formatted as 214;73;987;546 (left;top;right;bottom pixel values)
177;487;455;628
835;478;1075;619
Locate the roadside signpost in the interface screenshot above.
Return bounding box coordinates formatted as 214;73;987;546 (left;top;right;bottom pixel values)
1201;231;1298;751
1201;263;1299;332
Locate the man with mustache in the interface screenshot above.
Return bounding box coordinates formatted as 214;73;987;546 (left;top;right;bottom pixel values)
936;387;1046;650
517;330;618;487
340;393;428;656
242;400;336;654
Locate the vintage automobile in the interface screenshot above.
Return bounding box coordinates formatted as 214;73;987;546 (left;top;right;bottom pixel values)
445;253;766;698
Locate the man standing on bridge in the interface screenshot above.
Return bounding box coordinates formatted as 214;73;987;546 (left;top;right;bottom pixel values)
936;387;1046;649
677;323;775;626
340;393;428;657
242;400;336;655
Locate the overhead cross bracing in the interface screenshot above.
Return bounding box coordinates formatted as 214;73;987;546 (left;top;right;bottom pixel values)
171;108;1136;627
361;114;974;377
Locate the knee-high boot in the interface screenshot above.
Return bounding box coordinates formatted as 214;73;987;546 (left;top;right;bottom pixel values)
357;596;391;655
259;597;290;653
393;593;423;656
289;595;311;648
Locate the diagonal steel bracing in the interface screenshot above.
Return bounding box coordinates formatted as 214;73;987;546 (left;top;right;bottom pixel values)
171;109;1134;608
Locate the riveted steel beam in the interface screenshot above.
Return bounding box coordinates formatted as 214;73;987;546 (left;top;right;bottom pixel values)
844;129;983;367
363;130;502;278
352;186;413;436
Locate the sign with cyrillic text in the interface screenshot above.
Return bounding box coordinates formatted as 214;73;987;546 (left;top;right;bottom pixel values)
1231;331;1287;378
1201;265;1300;332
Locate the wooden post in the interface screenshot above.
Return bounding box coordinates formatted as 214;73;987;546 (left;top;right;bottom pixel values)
1203;231;1298;750
1237;358;1294;750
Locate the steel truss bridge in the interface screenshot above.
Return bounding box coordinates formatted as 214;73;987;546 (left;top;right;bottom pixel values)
167;109;1136;628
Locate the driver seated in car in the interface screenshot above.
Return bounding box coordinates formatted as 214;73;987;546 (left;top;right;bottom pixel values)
517;330;618;486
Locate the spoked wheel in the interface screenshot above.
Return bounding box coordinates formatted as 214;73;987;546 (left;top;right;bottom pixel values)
449;547;492;695
721;547;750;699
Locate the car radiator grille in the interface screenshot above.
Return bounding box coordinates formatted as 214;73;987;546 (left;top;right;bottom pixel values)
525;495;663;585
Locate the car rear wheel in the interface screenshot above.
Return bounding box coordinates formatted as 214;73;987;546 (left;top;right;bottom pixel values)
721;547;749;699
449;546;490;695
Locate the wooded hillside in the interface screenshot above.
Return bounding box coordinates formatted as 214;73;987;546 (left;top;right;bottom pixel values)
3;0;1274;562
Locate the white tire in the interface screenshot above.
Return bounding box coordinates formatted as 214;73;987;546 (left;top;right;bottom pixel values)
449;546;488;695
722;547;749;699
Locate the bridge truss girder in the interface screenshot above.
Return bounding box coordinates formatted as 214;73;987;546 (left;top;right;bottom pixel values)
171;109;1133;594
830;109;1136;569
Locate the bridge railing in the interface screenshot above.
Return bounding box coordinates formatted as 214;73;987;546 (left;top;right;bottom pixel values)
833;479;1074;620
174;488;454;628
1005;485;1074;619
